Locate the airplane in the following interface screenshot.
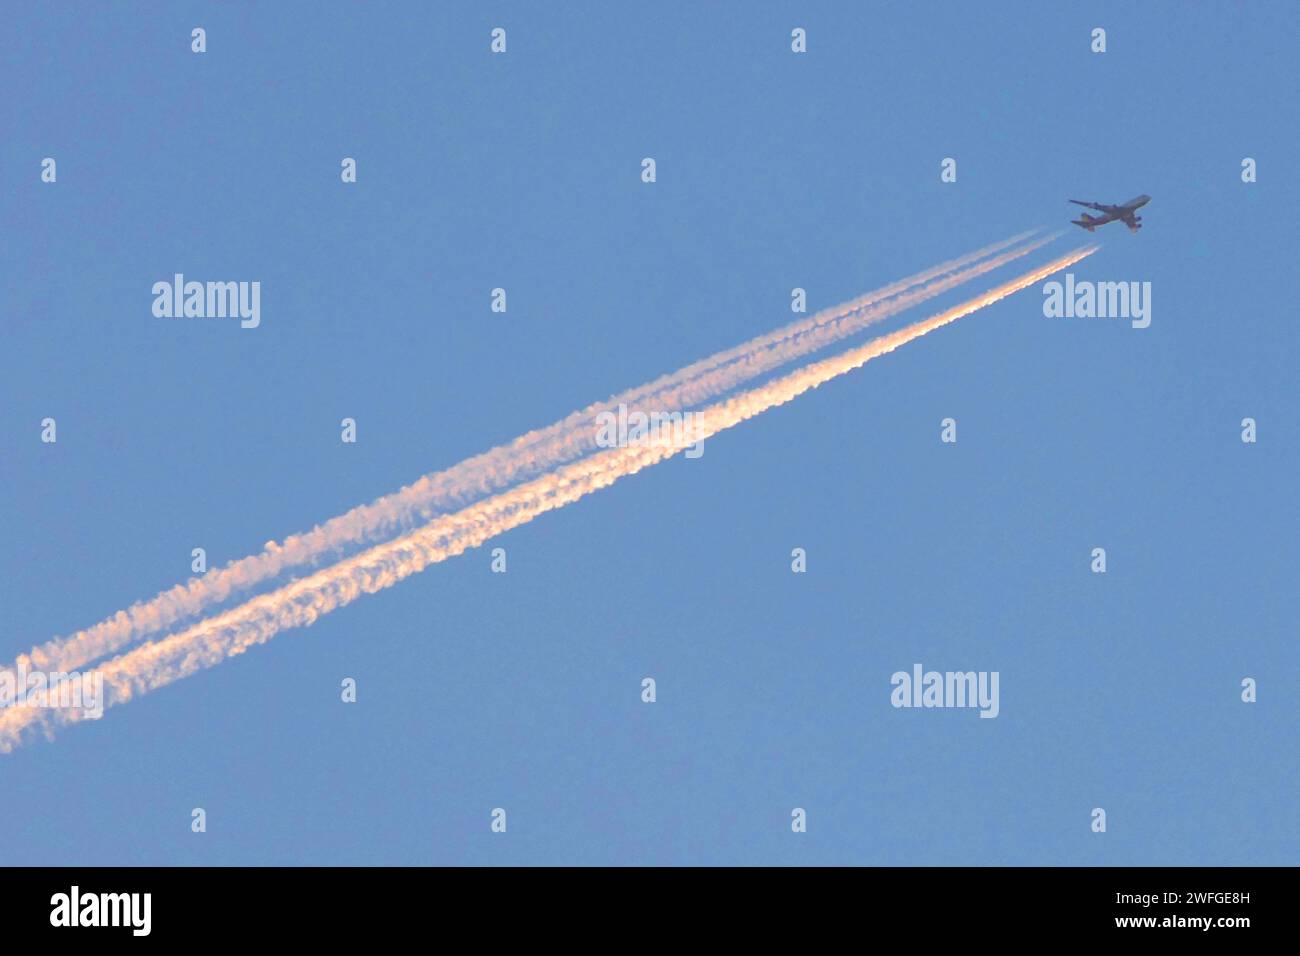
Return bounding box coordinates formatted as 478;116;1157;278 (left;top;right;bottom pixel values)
1069;194;1151;233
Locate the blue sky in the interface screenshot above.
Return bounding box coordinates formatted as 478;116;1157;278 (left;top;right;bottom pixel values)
2;2;1296;865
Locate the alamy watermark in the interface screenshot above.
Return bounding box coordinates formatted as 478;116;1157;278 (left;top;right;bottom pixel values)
1043;273;1150;328
0;664;103;719
890;663;999;718
595;403;706;458
152;274;261;328
50;886;151;936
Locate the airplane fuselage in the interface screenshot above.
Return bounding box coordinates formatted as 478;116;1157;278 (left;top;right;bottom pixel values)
1069;194;1150;233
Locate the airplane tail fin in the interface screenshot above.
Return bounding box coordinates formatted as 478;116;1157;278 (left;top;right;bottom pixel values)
1071;217;1097;233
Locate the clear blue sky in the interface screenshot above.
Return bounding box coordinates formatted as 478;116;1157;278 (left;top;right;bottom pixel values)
2;2;1296;865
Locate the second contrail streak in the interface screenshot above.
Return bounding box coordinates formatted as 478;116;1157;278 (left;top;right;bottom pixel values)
11;230;1056;678
0;245;1096;751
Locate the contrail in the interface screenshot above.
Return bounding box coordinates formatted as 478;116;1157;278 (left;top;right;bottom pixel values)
7;230;1057;678
0;245;1096;752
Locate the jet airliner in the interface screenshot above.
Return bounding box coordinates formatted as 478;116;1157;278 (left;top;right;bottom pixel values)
1069;195;1150;233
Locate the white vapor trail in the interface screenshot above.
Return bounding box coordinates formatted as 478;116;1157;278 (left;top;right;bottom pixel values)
0;244;1096;752
6;229;1058;679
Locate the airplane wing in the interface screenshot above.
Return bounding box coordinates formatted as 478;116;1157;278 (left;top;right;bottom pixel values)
1121;211;1141;232
1072;210;1116;228
1069;199;1108;211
